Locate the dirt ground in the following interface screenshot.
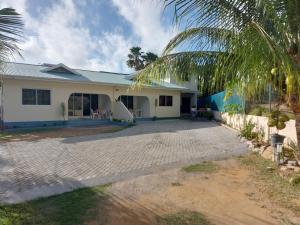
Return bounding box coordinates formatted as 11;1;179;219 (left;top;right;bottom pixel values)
0;125;124;142
99;159;300;225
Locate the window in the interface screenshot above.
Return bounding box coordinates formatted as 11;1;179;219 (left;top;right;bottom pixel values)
22;89;51;105
159;95;173;106
22;89;36;105
37;89;51;105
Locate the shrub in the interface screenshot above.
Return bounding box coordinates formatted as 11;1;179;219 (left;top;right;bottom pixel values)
224;103;243;116
267;110;290;131
248;106;267;116
239;120;256;140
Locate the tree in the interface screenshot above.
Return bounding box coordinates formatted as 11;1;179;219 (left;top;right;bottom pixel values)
0;8;23;63
142;52;158;66
138;0;300;148
0;8;23;128
127;47;144;71
127;46;158;71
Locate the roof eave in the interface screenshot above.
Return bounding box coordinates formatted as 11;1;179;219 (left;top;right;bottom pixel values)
1;74;188;91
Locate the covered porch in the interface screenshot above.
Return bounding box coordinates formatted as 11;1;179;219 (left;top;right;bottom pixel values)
180;92;198;115
117;95;150;118
68;93;111;120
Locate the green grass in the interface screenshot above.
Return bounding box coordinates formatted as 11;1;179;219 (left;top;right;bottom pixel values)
182;162;219;173
238;153;300;214
158;211;213;225
0;184;111;225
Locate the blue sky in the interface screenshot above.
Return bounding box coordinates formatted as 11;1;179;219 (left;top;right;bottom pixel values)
0;0;179;73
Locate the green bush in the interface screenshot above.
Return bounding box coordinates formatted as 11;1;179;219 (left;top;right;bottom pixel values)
224;103;243;115
239;120;256;140
248;106;267;116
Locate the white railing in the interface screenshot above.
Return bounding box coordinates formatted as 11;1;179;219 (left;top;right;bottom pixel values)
114;101;134;122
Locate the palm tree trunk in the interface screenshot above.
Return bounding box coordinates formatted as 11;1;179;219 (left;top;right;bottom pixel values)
296;112;300;149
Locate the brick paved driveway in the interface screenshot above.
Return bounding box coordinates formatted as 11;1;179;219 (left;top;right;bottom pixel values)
0;120;247;203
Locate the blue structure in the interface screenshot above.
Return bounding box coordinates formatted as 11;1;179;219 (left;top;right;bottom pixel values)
205;91;244;112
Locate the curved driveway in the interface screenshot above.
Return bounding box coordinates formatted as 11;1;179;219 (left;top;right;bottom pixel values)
0;120;247;203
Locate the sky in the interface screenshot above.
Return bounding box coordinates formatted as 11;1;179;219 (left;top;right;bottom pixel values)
0;0;179;73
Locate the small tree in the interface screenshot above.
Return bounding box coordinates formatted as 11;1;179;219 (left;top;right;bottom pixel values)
60;102;66;120
267;110;290;133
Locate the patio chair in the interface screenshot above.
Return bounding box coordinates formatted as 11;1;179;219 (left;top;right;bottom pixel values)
90;108;99;119
99;109;107;119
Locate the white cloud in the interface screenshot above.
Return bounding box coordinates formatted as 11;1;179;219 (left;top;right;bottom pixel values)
0;0;134;72
0;0;176;72
111;0;178;54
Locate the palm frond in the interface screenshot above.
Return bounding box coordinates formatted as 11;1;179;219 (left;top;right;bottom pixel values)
0;8;23;62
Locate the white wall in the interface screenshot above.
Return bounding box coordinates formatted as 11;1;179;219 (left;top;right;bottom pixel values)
3;78;181;122
114;101;133;122
213;111;298;144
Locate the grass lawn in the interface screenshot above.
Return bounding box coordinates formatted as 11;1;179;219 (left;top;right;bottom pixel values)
0;184;111;225
239;153;300;214
0;184;212;225
158;211;212;225
182;161;219;173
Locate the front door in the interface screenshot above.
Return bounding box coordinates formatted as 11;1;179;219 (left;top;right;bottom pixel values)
181;97;191;113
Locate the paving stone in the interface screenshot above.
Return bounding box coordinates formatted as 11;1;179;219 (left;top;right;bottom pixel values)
0;120;247;203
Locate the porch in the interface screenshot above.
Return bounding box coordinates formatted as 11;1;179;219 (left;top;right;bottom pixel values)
68;93;111;120
117;95;150;118
180;92;198;116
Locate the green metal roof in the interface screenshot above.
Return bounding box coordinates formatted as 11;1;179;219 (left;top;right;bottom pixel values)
1;62;188;91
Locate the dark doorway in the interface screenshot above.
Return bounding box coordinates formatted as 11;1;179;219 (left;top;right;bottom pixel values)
181;97;191;113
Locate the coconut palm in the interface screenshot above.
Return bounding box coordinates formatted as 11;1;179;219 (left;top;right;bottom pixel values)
138;0;300;147
0;8;23;63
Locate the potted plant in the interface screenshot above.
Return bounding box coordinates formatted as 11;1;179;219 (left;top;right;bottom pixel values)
60;102;66;121
205;103;212;111
191;105;197;111
267;110;290;146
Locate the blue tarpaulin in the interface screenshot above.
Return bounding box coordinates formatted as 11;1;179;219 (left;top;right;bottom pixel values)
204;91;244;112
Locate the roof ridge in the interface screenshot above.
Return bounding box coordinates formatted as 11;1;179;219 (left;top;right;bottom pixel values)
6;61;131;76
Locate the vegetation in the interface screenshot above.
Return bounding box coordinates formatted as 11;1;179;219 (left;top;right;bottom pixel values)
267;110;290;131
224;103;243;116
182;161;218;173
239;120;256;140
0;8;23;63
126;47;158;71
239;153;300;214
158;211;213;225
136;0;300;148
0;184;111;225
60;102;66;120
248;106;268;117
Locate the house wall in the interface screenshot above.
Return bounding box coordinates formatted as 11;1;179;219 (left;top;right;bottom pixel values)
2;78;181;123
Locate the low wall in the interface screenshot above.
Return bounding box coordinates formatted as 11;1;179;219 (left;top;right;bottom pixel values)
213;111;297;144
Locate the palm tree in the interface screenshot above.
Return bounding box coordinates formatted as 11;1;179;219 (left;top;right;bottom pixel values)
138;0;300;148
127;47;145;71
0;8;23;63
0;7;23;128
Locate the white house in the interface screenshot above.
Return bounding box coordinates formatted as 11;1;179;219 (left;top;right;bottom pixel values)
0;62;198;129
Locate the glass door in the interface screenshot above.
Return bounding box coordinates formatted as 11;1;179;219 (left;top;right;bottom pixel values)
83;94;91;116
